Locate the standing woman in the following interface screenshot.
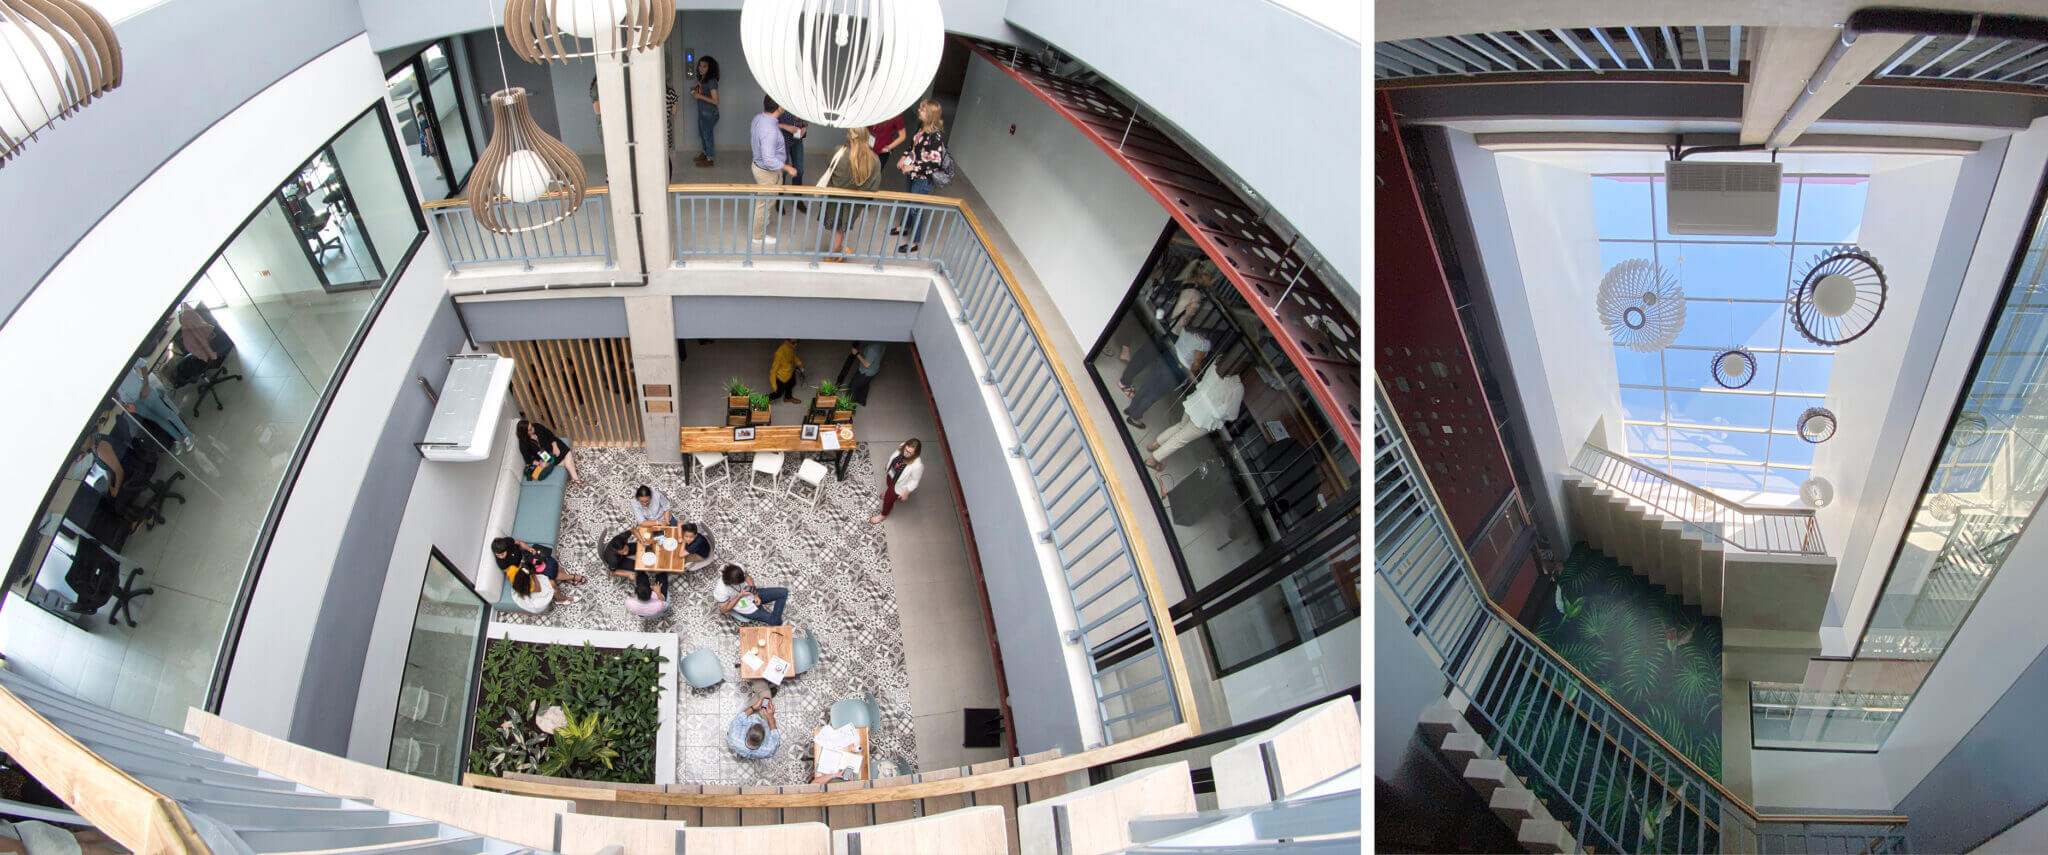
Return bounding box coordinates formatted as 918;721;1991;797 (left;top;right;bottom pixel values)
517;419;588;486
691;56;720;168
823;128;882;261
892;99;948;254
869;438;924;525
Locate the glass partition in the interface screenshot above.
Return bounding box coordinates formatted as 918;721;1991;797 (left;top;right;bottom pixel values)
0;105;424;728
384;39;478;200
1085;222;1362;729
388;551;488;782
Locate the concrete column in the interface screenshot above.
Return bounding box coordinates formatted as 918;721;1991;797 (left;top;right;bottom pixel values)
627;46;672;270
594;54;642;278
626;294;679;462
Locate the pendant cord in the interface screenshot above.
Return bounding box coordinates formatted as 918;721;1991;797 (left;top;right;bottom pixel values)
486;0;512;93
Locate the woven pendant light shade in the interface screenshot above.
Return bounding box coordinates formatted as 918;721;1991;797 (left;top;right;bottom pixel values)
0;0;120;166
471;88;587;233
504;0;674;63
741;0;946;128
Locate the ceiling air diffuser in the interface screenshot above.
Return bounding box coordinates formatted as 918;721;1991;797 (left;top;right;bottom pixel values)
1665;160;1783;236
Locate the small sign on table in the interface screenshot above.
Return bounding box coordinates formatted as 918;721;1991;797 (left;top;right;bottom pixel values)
802;424;819;441
734;426;756;441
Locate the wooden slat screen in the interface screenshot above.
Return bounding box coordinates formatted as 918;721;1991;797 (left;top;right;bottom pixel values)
491;338;644;447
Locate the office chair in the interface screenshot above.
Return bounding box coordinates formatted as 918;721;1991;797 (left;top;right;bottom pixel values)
288;196;343;260
63;543;153;627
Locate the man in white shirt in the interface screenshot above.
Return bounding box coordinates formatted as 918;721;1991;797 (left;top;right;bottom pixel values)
714;564;790;625
1145;362;1247;470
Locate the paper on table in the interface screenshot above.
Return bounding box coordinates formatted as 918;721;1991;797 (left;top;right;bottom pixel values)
740;650;764;671
816;747;859;778
815;724;858;752
764;655;791;684
819;431;841;450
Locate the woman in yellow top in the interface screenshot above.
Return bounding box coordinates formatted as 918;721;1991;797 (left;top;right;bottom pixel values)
769;339;804;403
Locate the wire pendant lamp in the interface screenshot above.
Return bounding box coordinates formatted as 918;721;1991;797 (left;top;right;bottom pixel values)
470;87;587;233
1597;258;1687;352
504;0;675;62
0;0;120;166
741;0;945;128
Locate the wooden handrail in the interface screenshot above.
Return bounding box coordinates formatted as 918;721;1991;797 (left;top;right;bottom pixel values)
421;185;610;211
468;722;1197;807
1376;379;1905;828
0;686;211;854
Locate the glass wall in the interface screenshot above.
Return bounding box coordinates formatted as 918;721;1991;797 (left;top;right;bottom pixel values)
1085;222;1362;730
388;551;488;783
385;40;479;200
0;106;424;728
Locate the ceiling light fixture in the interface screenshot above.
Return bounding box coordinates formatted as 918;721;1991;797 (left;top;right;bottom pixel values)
741;0;945;128
0;0;120;167
1791;246;1887;346
504;0;675;62
1711;347;1756;389
469;87;586;233
1797;407;1838;444
1598;259;1686;352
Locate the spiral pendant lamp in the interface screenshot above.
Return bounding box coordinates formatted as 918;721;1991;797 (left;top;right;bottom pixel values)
504;0;674;63
0;0;120;166
470;88;587;233
741;0;945;128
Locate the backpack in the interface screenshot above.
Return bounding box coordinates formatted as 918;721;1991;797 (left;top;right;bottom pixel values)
932;149;956;189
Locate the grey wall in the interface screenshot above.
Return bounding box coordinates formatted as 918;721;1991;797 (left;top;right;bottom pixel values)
289;298;468;752
671;295;921;341
950;58;1166;345
911;285;1082;753
1896;639;2048;853
358;0;1026;55
1002;0;1361;292
460;31;562;141
0;0;366;326
667;11;869;160
461;296;631;341
1374;592;1447;781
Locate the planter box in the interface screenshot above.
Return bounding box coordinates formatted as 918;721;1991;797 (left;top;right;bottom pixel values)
478;623;678;785
812;395;838;411
751;407;772;425
727;395;751;409
834;410;855;423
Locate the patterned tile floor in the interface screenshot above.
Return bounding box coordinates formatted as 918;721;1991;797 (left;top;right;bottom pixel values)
492;445;914;787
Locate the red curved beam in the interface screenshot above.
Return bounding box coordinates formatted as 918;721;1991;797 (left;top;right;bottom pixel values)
965;41;1362;459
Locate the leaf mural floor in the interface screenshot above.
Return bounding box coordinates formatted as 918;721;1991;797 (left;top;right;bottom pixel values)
1529;543;1723;778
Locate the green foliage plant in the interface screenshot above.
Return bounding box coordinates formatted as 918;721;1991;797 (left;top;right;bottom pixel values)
539;711;619;777
467;640;665;783
726;377;753;397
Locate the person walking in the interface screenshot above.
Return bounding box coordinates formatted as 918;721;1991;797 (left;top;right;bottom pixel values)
823;128;883;261
846;341;884;405
869;438;924;524
691;56;720;167
892;99;948;253
769;339;804;404
777;110;810;212
750;96;798;245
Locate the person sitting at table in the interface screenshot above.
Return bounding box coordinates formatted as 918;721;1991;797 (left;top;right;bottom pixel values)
602;529;640;575
624;571;670;618
517;419;588;486
727;693;782;760
677;522;714;571
508;565;573;612
631;484;678;526
714;564;789;626
494;536;585;586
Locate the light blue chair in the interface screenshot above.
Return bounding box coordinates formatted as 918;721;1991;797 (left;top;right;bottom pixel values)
682;648;725;689
792;629;818;676
829;691;879;730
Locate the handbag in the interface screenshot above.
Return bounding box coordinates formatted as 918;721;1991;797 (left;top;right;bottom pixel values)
932;148;956;189
815;147;846;188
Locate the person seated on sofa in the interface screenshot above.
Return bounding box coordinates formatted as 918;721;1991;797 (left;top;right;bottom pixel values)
517;419;588;486
494;536;585;586
631;484;679;526
713;564;789;626
508;565;574;612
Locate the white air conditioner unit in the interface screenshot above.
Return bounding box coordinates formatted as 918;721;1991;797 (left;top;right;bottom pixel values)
1664;160;1783;236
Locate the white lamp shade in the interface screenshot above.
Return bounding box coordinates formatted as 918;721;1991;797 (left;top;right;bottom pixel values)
0;22;72;143
553;0;632;38
741;0;945;128
498;149;553;203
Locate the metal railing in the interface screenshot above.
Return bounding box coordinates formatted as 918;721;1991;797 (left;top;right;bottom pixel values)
1377;384;1908;854
1751;683;1912;752
665;183;1190;743
1571;443;1827;555
1873;35;2048;88
1377;26;1745;82
423;188;614;272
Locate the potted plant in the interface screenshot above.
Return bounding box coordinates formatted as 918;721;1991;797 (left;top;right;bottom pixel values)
726;378;752;426
834;398;858;423
809;379;841;424
749;393;773;425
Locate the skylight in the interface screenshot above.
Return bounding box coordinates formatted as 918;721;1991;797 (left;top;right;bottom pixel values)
1593;173;1869;499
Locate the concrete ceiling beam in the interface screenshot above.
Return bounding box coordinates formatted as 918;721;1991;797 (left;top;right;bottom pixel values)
1740;27;1840;145
1765;32;1915;149
1376;0;2048;42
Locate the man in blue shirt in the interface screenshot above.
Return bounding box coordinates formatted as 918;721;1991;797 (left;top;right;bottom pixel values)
847;341;885;405
750;96;799;244
727;688;782;760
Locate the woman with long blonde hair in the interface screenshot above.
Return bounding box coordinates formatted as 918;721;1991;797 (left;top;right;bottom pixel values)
822;127;883;261
892;98;949;254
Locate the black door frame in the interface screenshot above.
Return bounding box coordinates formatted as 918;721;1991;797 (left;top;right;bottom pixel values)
384;39;479;198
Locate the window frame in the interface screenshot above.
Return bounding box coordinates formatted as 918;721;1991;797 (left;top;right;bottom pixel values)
385;547;492;782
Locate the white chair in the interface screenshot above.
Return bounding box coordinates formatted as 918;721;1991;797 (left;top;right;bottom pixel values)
788;458;830;507
750;451;787;494
398;685;447;726
694;452;731;485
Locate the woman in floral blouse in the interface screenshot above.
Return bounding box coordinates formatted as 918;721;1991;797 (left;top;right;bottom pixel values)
892;99;947;253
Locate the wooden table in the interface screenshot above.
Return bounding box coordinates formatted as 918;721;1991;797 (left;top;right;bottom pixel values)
679;425;856;483
811;725;870;781
737;625;795;681
629;523;693;573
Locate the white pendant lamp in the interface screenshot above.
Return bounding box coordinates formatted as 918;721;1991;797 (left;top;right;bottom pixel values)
470;87;587;233
0;0;120;166
741;0;945;128
505;0;675;63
